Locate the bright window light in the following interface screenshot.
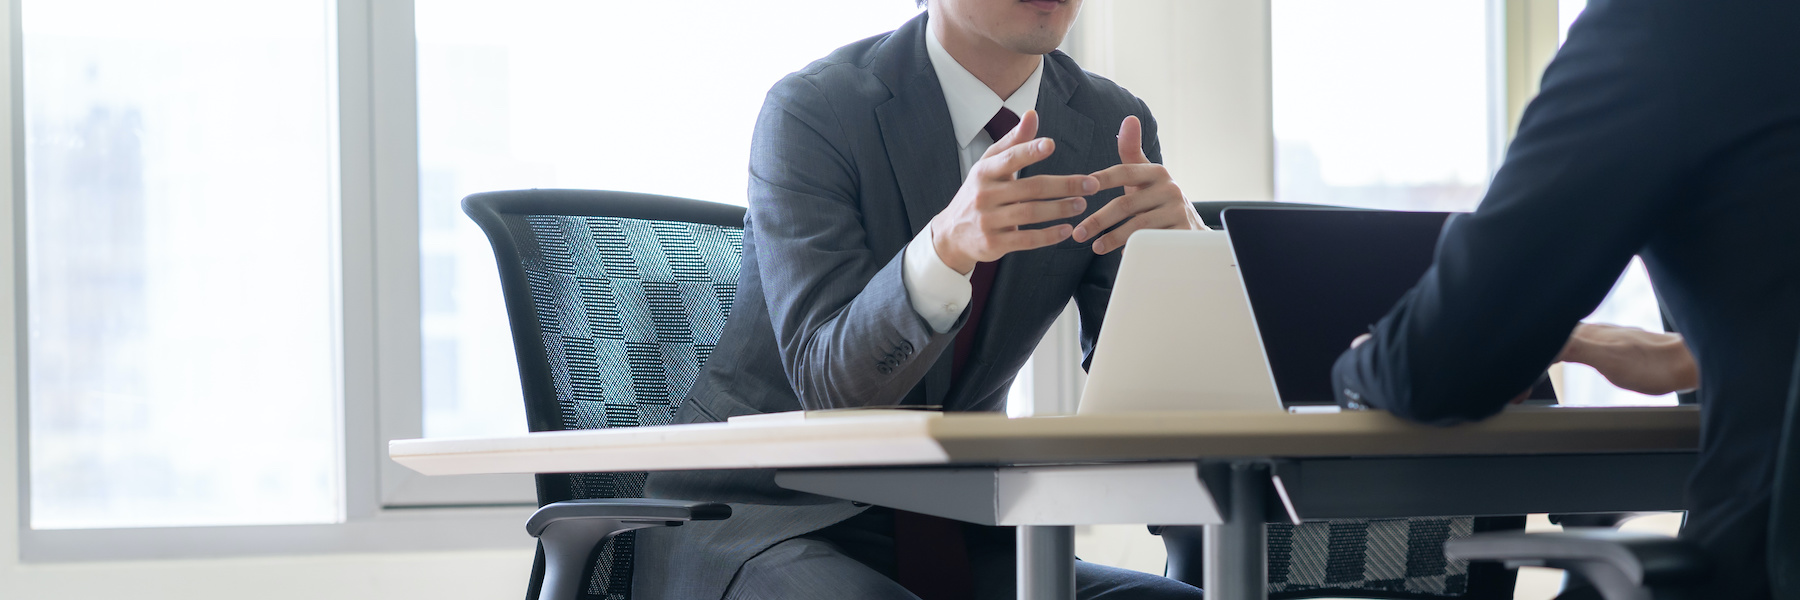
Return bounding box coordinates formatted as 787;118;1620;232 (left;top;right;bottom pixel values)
1560;0;1587;44
24;0;340;529
1273;0;1493;212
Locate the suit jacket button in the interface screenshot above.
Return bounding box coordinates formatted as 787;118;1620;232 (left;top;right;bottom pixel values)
878;364;893;375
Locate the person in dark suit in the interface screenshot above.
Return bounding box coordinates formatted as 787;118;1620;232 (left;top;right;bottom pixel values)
1331;1;1800;598
631;1;1207;599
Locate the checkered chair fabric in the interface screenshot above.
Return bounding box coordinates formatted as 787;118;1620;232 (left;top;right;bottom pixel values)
466;190;745;600
1270;517;1486;598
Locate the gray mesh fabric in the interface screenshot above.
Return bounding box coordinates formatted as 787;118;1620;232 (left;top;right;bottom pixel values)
509;213;743;600
1269;517;1476;597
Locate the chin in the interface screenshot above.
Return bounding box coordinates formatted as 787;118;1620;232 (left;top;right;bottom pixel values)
1005;29;1069;55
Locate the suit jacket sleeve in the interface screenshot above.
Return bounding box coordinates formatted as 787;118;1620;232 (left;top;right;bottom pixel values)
1077;99;1159;371
747;75;956;410
1330;4;1697;423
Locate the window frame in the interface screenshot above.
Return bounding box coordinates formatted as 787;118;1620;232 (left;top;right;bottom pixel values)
12;0;531;562
367;0;536;509
10;0;1576;561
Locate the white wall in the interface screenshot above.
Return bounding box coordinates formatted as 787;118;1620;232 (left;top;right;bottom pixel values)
1075;0;1274;202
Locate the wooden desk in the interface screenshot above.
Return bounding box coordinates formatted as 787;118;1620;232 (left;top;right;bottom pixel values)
391;406;1700;600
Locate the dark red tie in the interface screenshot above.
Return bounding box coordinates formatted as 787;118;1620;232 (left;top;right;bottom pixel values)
950;107;1018;383
893;108;1022;600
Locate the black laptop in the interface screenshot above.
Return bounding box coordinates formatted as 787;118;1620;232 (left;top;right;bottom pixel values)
1222;207;1556;407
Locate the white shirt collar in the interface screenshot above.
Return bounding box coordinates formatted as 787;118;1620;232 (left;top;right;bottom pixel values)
925;26;1044;148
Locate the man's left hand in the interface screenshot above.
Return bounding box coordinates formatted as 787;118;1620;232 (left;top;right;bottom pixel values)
1072;115;1208;254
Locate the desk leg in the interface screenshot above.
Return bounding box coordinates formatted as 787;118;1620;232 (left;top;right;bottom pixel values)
1203;462;1268;600
1018;525;1075;600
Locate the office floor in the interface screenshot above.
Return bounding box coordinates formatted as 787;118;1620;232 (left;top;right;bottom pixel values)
1074;512;1686;600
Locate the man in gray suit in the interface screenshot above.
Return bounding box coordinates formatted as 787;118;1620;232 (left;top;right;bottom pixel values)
634;1;1206;598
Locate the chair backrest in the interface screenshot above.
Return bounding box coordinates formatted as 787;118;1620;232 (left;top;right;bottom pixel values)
1188;200;1519;599
464;189;745;600
1770;332;1800;598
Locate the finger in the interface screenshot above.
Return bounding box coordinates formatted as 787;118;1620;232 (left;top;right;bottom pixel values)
996;224;1074;252
978;137;1057;181
1117;115;1150;164
1091;201;1188;254
1074;180;1184;241
980;109;1041;160
990;196;1087;229
998;174;1099;205
1088;163;1165;191
1072;189;1145;242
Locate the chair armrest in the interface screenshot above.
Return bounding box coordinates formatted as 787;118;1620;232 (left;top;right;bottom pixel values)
530;499;731;600
1445;529;1708;600
526;498;731;536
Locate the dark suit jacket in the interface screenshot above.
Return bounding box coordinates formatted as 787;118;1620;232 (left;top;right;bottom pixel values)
632;13;1158;600
1332;1;1800;597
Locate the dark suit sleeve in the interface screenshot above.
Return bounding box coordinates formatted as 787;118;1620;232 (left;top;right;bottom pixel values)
1076;99;1158;370
747;75;955;410
1331;4;1694;423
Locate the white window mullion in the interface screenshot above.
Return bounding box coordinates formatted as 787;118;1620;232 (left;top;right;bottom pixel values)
336;0;380;520
372;0;535;508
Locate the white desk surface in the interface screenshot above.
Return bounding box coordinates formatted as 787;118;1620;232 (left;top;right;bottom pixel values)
389;406;1699;477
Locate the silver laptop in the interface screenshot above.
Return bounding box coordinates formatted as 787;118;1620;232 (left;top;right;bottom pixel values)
1077;229;1282;414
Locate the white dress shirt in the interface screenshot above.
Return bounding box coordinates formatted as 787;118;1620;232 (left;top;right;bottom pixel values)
902;29;1046;333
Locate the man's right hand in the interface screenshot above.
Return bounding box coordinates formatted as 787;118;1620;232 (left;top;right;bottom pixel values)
929;109;1099;274
1557;322;1700;396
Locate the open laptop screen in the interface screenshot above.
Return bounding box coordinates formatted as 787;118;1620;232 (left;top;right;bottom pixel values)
1222;207;1452;406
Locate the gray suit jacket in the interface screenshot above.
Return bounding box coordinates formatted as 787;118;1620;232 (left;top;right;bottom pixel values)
632;13;1160;600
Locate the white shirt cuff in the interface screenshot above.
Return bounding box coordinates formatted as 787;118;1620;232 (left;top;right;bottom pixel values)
901;223;973;334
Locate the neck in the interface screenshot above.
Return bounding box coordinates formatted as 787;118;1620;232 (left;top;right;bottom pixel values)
930;17;1040;100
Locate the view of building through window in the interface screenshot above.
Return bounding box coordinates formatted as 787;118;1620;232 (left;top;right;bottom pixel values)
24;0;339;529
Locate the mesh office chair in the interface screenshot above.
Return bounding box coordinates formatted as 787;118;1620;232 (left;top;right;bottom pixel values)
465;189;744;600
1152;201;1524;599
1447;334;1800;600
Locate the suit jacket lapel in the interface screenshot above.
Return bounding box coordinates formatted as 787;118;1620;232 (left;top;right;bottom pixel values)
874;14;961;241
873;14;960;408
947;52;1097;412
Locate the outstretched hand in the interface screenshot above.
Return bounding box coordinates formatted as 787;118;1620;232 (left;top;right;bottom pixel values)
930;109;1099;274
1071;115;1207;254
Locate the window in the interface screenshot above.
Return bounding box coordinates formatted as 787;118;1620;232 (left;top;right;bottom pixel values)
414;0;924;439
23;0;339;529
1272;0;1495;212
